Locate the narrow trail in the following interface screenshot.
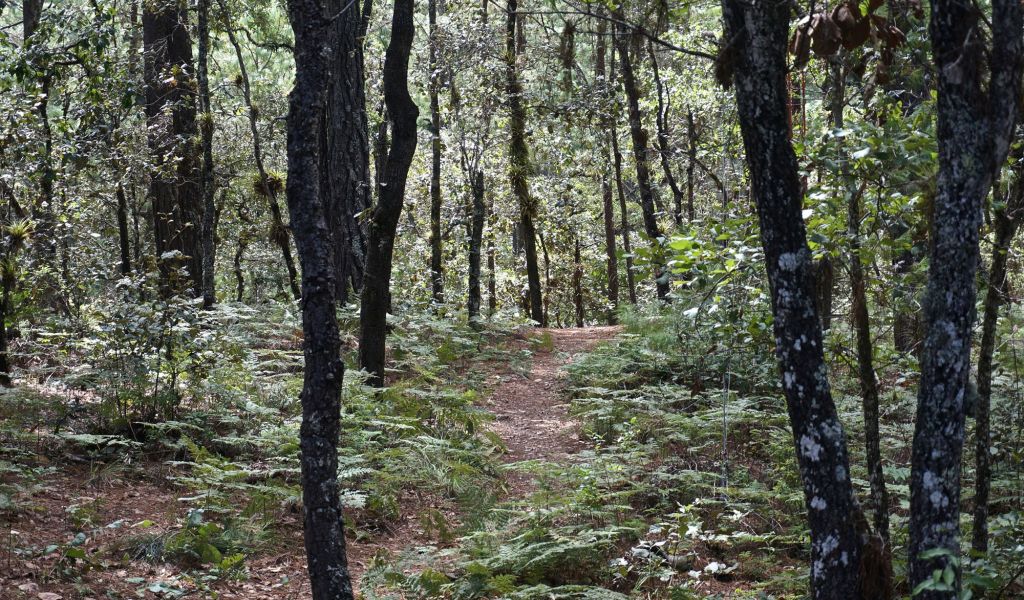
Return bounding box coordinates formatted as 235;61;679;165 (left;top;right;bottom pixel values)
487;326;621;494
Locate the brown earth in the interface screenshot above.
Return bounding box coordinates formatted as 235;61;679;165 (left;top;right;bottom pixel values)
0;326;619;600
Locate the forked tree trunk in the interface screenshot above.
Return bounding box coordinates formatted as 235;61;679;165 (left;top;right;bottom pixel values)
283;1;353;598
648;42;683;227
359;0;419;386
611;19;668;301
720;4;862;597
505;0;544;325
910;4;1022;597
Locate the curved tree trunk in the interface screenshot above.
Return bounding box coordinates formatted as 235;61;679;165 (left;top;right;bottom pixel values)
720;4;862;597
910;4;1022;596
505;0;544;326
221;2;301;300
284;1;353;598
359;0;419;386
611;18;668;301
648;42;683;227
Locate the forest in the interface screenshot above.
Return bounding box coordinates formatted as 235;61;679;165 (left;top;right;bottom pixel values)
0;0;1022;598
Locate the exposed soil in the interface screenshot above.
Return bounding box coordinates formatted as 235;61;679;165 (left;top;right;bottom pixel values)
0;326;619;600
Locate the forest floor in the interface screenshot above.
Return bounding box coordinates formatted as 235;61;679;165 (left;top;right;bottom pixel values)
0;326;620;600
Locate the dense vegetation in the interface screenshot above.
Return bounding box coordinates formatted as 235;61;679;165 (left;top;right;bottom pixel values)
1;0;1023;599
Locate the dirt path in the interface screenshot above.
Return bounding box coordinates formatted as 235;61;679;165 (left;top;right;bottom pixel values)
0;327;621;600
487;326;620;494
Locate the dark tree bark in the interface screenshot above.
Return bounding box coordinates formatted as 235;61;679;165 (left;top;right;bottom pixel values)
467;169;486;321
648;42;683;227
607;42;637;306
505;0;544;326
427;0;444;307
573;237;584;327
23;0;56;261
611;131;637;306
143;0;203;295
685;109;696;222
284;1;353;598
910;3;1022;596
221;3;301;300
611;20;668;300
116;183;132;275
198;0;216;307
359;0;419;386
487;209;497;316
323;0;371;304
720;4;862;597
972;174;1024;556
595;13;618;324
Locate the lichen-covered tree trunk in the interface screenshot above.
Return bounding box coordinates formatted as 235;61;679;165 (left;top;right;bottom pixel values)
322;0;372;304
220;1;300;300
910;3;1022;596
143;0;203;296
611;19;668;301
359;0;419;386
283;1;353;598
686;109;696;222
505;0;544;326
719;4;862;597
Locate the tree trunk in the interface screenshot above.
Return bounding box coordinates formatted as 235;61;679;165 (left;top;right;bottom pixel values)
909;4;1022;597
428;0;444;307
505;0;544;326
23;0;56;262
221;3;301;300
198;0;216;307
143;0;203;296
611;132;637;305
283;1;353;598
595;16;618;324
487;208;497;316
686;109;696;222
720;4;862;597
358;0;419;386
323;0;371;304
972;187;1022;557
467;169;485;321
648;42;683;227
611;19;668;301
116;183;132;275
832;58;892;573
573;237;584;327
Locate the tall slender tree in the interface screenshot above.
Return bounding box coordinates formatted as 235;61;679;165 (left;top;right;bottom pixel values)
284;0;353;597
197;0;216;307
359;0;419;386
505;0;544;325
610;14;668;301
427;0;444;307
910;3;1022;596
596;16;618;324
